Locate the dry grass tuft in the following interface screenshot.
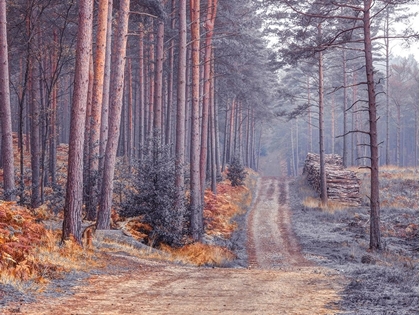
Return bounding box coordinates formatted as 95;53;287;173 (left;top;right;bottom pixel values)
350;166;419;209
160;242;235;266
302;196;350;212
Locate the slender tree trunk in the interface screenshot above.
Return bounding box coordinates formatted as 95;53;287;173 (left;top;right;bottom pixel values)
342;49;348;167
189;0;202;241
175;0;187;212
147;29;155;138
331;94;335;154
239;103;243;161
295;118;299;174
256;126;262;172
127;58;133;167
291;124;296;176
49;30;58;187
209;54;217;193
352;70;359;166
62;0;93;243
29;42;41;209
228;99;235;163
97;0;130;230
166;0;176;146
83;54;94;217
138;22;145;159
154;20;164;136
0;0;16;200
363;1;381;250
99;0;113;181
307;76;312;153
396;100;401;166
200;0;218;198
384;7;390;165
213;74;221;180
18;56;29;203
221;101;229;172
318;24;327;206
87;0;109;220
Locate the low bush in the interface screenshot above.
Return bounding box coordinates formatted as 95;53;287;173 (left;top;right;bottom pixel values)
120;134;188;247
227;156;247;187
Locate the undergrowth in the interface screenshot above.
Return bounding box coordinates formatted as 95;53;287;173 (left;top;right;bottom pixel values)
122;168;256;266
0;202;99;293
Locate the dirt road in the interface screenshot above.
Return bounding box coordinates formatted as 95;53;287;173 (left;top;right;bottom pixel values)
4;177;344;314
247;177;309;269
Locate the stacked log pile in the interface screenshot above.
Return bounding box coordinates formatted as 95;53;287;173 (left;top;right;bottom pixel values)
303;153;361;206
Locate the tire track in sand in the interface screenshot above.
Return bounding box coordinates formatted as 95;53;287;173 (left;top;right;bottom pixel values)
247;176;310;269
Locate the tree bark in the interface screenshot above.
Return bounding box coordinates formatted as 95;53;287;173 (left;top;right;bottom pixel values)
127;58;133;167
175;0;187;210
209;56;217;193
87;0;109;220
317;23;327;206
97;0;130;230
363;0;381;250
99;0;113;182
342;49;348;167
154;20;164;136
0;0;16;201
189;0;202;241
200;0;218;198
29;38;41;209
83;54;94;218
138;23;145;159
49;30;58;187
62;0;93;243
384;6;390;165
147;29;155;139
166;0;176;146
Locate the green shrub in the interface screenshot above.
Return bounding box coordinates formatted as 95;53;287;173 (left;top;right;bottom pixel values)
227;156;247;186
120;133;188;247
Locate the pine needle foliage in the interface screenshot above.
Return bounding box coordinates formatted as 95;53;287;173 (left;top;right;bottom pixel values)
120;133;188;247
227;156;247;187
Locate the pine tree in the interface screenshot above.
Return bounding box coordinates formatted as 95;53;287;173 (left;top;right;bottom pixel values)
227;156;247;187
121;135;188;247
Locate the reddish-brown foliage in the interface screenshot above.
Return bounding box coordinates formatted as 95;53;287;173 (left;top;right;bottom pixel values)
0;202;46;279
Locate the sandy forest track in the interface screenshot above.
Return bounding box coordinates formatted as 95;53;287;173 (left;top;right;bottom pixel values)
3;177;344;315
247;177;309;269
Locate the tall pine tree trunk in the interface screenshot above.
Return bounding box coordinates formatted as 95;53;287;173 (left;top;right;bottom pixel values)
62;0;93;243
189;0;202;241
147;29;155;139
175;0;187;210
0;0;16;201
154;20;164;136
317;23;327;206
363;1;381;250
199;0;218;198
99;0;113;183
342;49;348;167
138;23;145;159
87;0;109;221
97;0;130;230
29;43;41;208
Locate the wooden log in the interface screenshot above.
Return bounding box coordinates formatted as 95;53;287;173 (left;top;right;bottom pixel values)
303;152;361;206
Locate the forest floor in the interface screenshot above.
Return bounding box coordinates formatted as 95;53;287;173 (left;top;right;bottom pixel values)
1;176;343;315
1;174;418;314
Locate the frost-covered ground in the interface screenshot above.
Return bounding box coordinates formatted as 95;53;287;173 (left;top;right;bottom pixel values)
289;176;419;315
